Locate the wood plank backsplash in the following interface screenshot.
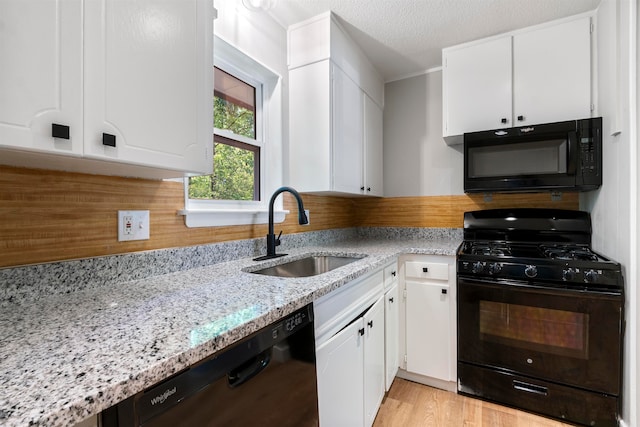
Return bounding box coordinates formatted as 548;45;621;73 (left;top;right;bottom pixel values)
0;165;577;268
356;193;579;228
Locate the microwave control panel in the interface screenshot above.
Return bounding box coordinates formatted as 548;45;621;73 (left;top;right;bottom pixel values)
578;118;601;185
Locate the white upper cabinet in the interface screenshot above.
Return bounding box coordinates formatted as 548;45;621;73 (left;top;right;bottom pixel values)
512;17;592;126
363;94;384;197
83;0;212;174
0;0;83;156
332;64;364;194
442;36;512;139
0;0;213;179
442;15;592;144
288;12;384;196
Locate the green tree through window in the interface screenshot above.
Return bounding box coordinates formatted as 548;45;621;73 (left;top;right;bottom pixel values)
189;67;259;201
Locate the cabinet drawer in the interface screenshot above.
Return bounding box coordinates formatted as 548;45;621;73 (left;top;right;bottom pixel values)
314;270;383;344
383;262;398;289
405;261;449;281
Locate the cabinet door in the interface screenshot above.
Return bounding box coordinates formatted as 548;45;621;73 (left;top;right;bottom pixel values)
405;280;451;381
363;297;385;427
363;94;383;196
332;64;363;194
316;318;364;427
443;36;512;136
83;0;212;175
513;17;591;125
289;61;332;192
384;282;399;391
0;0;82;155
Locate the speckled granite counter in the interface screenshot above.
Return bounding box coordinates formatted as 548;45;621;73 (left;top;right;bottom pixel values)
0;228;461;427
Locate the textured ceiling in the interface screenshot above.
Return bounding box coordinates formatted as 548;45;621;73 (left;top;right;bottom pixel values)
267;0;601;81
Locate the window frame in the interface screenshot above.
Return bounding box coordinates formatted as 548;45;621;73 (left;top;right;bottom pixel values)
180;36;285;228
213;133;261;201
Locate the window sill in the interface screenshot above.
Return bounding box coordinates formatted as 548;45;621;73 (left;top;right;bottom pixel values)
178;209;288;228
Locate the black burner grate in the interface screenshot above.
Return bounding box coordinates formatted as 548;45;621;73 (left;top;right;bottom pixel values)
541;245;600;262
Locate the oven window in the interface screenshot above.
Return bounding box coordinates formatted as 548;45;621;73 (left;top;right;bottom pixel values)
479;301;589;359
468;139;567;178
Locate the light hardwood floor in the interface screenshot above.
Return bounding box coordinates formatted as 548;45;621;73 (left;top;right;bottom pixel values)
374;378;573;427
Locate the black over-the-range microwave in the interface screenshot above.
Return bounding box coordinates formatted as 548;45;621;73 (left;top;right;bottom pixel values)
463;117;602;193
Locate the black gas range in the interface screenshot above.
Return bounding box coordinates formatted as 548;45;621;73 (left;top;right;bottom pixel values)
457;208;623;290
456;208;624;427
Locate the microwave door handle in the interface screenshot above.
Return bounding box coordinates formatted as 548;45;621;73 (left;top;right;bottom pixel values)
567;130;578;175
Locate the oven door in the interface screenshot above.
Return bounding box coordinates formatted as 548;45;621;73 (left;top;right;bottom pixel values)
457;277;623;395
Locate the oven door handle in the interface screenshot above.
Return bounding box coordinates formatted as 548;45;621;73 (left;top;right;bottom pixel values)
567;130;578;176
512;379;548;396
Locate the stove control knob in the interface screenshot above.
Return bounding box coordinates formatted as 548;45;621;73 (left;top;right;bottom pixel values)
584;269;598;283
488;263;502;275
524;265;538;278
562;268;576;281
472;262;485;274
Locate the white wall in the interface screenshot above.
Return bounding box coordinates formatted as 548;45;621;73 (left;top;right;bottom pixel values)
383;70;464;197
213;1;287;78
583;0;638;425
213;0;289;187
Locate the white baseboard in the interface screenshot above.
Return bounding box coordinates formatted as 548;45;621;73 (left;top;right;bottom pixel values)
396;368;457;393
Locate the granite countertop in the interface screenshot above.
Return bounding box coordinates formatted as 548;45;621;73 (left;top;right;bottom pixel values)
0;234;460;427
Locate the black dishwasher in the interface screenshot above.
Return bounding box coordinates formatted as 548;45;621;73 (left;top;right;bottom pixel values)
102;304;318;426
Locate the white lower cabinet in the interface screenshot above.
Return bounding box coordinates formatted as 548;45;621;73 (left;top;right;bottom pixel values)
316;315;365;427
405;280;451;380
314;268;387;427
398;255;457;391
363;297;385;427
384;263;399;391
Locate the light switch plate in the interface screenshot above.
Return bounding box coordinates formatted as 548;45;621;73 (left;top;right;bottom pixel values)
118;210;150;241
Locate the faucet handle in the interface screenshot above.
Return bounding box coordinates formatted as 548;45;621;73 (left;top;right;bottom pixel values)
275;230;282;247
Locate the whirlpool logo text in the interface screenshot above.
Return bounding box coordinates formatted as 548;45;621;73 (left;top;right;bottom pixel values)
150;387;177;406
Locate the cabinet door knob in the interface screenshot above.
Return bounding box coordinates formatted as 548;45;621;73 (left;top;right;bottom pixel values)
367;320;373;328
359;328;365;336
102;133;116;147
517;115;525;121
441;288;447;295
366;187;371;192
391;271;396;277
389;297;394;303
500;118;507;124
52;123;70;140
360;186;365;191
422;267;429;273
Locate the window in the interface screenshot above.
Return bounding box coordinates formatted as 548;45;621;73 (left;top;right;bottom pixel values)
189;66;261;201
180;37;284;228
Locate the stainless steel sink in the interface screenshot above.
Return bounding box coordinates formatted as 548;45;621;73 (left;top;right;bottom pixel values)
250;255;363;278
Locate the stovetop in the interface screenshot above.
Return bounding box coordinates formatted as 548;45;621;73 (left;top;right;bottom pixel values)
460;241;607;262
457;240;622;290
457;209;623;291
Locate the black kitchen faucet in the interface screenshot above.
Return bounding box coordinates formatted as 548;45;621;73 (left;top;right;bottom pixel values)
254;186;308;261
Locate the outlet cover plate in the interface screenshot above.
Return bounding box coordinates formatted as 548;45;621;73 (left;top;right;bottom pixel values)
118;210;150;241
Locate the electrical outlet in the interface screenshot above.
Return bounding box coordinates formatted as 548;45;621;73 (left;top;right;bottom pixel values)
123;215;133;235
118;210;150;241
